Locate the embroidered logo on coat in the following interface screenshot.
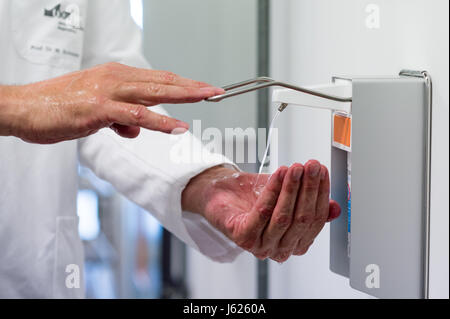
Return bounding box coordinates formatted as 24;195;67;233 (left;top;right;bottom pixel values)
44;3;83;32
44;4;72;19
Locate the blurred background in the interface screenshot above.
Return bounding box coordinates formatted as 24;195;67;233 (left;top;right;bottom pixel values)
78;0;449;299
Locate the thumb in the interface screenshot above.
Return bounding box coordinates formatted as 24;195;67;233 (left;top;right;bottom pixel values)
327;200;341;222
110;124;141;138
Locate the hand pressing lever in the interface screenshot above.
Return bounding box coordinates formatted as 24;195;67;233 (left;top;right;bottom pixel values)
0;62;224;144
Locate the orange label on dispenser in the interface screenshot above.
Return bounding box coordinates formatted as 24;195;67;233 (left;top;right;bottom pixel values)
333;113;352;151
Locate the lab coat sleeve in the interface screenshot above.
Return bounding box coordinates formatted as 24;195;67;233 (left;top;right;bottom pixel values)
78;0;243;262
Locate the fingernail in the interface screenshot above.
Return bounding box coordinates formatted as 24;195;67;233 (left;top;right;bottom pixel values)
171;121;189;135
171;127;188;135
308;162;321;177
199;87;217;95
175;120;189;130
214;87;225;94
293;166;303;180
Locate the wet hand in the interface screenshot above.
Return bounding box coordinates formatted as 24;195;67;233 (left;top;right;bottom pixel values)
0;62;224;144
182;161;341;262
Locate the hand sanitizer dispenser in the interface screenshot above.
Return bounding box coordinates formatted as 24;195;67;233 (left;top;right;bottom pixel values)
272;70;432;299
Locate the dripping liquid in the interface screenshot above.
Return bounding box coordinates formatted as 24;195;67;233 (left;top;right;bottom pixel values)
254;110;281;191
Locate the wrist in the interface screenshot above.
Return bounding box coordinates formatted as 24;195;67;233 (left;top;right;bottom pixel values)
182;165;237;216
0;85;25;137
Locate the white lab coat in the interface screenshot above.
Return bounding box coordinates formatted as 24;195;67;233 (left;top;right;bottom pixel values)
0;0;241;298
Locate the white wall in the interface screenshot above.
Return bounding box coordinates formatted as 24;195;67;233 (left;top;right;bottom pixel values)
269;0;449;299
186;250;257;299
142;0;258;132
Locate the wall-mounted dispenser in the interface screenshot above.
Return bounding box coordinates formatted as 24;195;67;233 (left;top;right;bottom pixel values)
206;70;432;299
272;71;432;299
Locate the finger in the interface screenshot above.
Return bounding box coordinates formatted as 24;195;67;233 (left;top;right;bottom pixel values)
270;250;294;263
259;164;304;257
110;124;141;138
278;160;322;250
114;82;224;105
105;100;189;134
237;166;288;249
327;200;341;222
121;68;221;90
291;199;340;257
290;196;340;257
312;165;330;225
293;239;314;256
293;165;331;253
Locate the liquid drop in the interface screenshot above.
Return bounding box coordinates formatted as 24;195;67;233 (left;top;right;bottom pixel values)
254;110;282;190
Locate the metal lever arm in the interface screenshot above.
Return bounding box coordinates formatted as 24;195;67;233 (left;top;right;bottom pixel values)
206;77;352;103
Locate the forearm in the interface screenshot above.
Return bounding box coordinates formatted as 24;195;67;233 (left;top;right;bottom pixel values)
0;85;24;137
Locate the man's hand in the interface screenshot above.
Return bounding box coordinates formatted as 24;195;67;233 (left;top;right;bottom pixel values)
182;161;341;262
0;62;224;144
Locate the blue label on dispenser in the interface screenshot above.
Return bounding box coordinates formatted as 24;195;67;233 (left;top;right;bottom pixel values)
347;154;351;258
347;182;351;233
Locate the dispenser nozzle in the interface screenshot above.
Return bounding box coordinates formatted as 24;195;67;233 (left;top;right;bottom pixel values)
278;103;288;112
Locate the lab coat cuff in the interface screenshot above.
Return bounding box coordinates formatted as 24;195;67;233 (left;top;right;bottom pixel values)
171;155;244;263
